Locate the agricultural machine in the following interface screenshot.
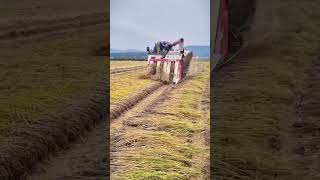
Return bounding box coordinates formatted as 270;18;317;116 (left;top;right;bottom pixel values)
144;0;256;83
212;0;256;69
145;38;193;84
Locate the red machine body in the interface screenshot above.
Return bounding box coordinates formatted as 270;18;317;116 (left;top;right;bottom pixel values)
212;0;256;69
215;0;229;59
212;0;230;68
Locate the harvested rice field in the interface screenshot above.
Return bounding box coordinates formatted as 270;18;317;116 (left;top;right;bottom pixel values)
0;1;109;179
110;60;210;179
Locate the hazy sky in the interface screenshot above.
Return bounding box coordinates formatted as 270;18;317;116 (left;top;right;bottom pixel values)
111;0;210;51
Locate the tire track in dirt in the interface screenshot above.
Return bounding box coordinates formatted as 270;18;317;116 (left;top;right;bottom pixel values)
27;122;108;180
292;56;320;178
25;63;200;179
110;67;209;178
110;85;175;174
198;81;210;145
110;82;165;120
210;50;262;179
25;82;167;179
0;12;107;40
0;84;108;180
200;83;210;179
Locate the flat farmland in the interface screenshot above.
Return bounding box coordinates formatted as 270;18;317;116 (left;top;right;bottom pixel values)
110;61;145;69
110;60;146;75
0;0;106;28
0;27;107;139
0;1;108;179
110;61;210;179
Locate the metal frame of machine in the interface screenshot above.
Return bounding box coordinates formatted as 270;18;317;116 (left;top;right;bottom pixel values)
212;0;256;70
147;49;192;84
212;0;230;69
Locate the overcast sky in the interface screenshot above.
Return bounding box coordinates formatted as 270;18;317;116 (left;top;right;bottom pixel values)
111;0;210;51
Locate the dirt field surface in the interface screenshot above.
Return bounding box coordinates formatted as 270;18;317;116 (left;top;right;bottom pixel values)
110;65;146;75
211;0;320;179
27;122;107;180
25;62;154;180
0;0;106;28
292;56;320;178
0;1;108;179
110;61;146;75
110;61;145;69
111;62;210;179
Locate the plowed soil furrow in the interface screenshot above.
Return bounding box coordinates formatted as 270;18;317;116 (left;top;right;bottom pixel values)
110;66;146;75
292;57;320;178
0;2;109;179
110;64;210;179
25;83;167;179
27;122;107;180
110;86;175;174
111;84;171;131
0;13;107;40
110;82;164;119
197;82;210;179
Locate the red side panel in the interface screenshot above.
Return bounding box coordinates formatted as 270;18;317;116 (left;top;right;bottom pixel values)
215;0;229;59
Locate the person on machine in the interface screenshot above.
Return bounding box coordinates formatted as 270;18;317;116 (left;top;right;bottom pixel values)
147;38;184;58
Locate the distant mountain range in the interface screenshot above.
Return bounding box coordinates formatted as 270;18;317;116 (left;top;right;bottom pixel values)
110;49;144;53
110;45;210;59
185;46;210;58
